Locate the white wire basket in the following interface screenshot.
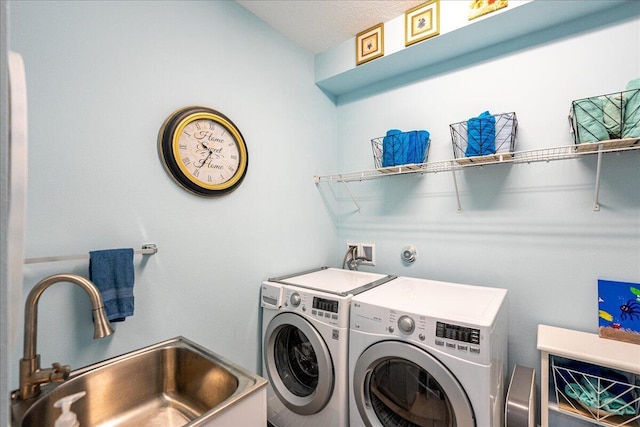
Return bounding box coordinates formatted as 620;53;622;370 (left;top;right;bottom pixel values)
569;89;640;153
371;130;430;173
450;112;518;164
552;356;640;426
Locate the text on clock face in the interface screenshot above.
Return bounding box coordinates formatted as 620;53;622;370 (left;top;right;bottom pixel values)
178;119;240;183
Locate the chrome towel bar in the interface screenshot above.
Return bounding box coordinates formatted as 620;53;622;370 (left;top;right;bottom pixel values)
24;244;158;264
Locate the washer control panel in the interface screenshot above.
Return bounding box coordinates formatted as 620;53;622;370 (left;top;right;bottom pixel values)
313;296;338;313
309;296;341;326
290;293;301;307
398;315;415;334
277;287;348;328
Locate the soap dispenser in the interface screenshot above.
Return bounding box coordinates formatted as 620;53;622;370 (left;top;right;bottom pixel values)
53;391;86;427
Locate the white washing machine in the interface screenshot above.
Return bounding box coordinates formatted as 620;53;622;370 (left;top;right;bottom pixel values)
349;276;508;427
261;267;396;427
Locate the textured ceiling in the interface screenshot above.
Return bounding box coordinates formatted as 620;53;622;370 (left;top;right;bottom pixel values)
235;0;425;55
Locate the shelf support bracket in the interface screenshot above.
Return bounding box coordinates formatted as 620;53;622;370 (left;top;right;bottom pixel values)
593;144;603;211
451;167;462;213
341;181;361;213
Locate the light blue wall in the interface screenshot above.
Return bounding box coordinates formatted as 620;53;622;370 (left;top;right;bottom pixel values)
333;13;640;381
6;0;640;419
8;0;337;389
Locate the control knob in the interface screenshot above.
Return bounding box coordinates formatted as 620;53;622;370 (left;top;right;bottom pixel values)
290;293;301;307
398;315;415;334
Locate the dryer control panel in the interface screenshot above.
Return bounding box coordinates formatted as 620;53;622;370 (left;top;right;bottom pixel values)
436;322;480;344
351;303;491;365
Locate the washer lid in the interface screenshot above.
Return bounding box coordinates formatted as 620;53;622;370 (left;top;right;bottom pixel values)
269;267;396;296
352;276;507;327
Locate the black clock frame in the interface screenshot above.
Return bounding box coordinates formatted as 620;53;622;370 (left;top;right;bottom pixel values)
158;106;248;197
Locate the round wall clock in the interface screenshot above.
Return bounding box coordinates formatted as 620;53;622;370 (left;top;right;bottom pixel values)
158;106;248;197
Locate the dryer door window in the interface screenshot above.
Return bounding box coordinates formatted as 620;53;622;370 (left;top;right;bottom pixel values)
353;341;475;427
264;312;334;415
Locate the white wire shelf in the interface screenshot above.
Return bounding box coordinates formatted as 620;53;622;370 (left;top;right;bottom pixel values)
313;140;640;212
314;141;640;183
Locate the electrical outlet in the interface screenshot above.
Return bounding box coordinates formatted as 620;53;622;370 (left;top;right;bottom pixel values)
347;242;375;266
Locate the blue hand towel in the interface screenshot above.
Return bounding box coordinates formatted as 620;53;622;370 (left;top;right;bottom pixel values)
382;129;429;167
89;248;134;322
405;130;430;164
382;129;404;167
466;111;496;157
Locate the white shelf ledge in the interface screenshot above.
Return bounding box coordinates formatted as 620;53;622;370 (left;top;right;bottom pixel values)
537;324;640;374
315;1;639;99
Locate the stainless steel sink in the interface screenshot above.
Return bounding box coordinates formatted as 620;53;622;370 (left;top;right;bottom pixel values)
11;337;267;426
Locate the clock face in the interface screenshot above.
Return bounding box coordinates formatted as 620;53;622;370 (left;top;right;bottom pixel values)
159;107;248;197
174;114;242;187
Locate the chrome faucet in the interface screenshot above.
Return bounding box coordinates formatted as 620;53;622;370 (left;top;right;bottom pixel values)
16;273;114;400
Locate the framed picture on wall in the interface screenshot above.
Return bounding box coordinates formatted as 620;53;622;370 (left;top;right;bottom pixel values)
469;0;508;21
356;23;384;66
405;0;440;47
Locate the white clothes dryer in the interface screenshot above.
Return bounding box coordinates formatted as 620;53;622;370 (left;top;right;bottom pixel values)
349;276;508;427
261;267;396;427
